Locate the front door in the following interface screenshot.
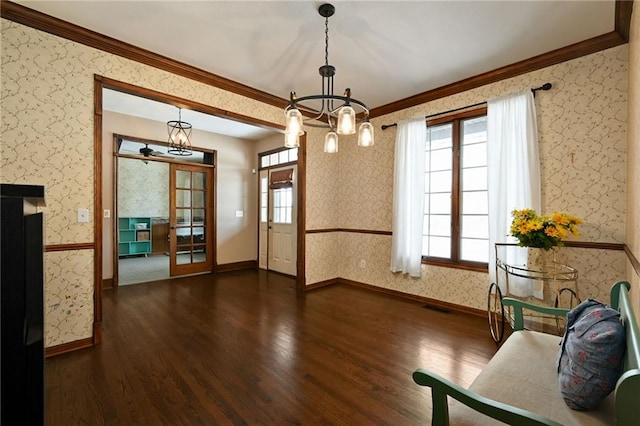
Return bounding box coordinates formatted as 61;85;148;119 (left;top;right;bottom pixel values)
259;165;297;276
169;163;214;276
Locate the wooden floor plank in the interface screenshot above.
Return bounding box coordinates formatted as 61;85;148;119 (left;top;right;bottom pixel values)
45;270;499;425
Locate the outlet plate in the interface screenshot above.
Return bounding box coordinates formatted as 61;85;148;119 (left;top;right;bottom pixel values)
77;208;89;223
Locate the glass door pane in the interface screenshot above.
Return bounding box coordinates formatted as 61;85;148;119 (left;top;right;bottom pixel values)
170;163;213;276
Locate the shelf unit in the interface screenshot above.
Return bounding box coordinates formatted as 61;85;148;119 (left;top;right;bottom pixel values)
118;217;152;257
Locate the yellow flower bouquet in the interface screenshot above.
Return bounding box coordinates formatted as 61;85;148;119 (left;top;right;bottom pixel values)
510;209;583;250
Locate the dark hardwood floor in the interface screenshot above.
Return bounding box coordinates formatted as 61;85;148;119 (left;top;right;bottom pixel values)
45;270;500;425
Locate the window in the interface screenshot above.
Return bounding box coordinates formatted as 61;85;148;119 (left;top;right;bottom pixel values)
260;147;298;169
260;177;268;223
272;187;293;224
422;110;489;270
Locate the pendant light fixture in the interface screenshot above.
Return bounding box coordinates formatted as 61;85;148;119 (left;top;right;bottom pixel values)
167;107;193;156
284;3;374;153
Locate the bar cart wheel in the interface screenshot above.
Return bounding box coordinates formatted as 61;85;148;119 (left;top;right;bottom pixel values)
487;282;505;343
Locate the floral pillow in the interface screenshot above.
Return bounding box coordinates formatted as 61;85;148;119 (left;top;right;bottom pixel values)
556;299;626;410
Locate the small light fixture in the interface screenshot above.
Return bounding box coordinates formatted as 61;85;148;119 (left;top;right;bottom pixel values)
358;120;374;147
284;3;374;153
167;107;193;156
324;132;338;153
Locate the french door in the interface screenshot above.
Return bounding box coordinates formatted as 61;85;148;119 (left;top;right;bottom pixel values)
258;165;297;275
169;163;214;276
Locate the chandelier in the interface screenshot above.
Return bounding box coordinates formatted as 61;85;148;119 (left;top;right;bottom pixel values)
167;107;193;156
284;3;374;153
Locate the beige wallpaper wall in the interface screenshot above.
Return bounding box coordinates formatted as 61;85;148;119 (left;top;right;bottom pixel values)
1;15;635;347
308;45;630;311
627;5;640;314
117;158;169;217
1;19;283;347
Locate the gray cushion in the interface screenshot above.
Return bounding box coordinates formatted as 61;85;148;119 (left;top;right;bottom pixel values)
447;331;615;425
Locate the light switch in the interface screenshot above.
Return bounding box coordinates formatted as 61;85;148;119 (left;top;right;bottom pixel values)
235;210;244;218
103;209;111;218
77;208;89;223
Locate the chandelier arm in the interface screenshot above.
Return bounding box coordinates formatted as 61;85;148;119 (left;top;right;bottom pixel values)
294;94;369;113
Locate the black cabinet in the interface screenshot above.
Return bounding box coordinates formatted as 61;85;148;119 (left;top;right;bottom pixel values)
1;183;45;425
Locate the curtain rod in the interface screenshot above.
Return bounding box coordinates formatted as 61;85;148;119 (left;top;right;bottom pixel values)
380;83;552;130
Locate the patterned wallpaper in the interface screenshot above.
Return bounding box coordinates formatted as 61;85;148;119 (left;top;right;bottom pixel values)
2;16;635;346
117;158;169;218
1;19;283;347
306;45;631;311
45;250;94;346
627;7;640;312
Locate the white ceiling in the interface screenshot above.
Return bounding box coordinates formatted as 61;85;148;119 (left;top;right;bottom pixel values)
15;0;616;135
103;88;276;140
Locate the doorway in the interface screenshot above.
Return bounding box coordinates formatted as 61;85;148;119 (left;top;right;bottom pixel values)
94;75;306;346
113;135;215;286
258;148;298;276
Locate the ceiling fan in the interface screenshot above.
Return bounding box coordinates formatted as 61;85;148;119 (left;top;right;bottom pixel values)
139;143;164;157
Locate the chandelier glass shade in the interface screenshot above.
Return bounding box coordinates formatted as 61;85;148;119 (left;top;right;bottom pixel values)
283;3;374;153
167;107;193;156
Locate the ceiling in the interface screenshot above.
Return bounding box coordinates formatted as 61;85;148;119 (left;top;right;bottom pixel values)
12;1;617;135
103;88;276;140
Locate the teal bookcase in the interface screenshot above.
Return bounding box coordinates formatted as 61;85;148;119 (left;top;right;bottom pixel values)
118;217;152;257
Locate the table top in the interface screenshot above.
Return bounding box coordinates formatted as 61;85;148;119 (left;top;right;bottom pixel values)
496;258;578;281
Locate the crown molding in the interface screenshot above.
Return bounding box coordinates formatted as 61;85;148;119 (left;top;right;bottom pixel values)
369;31;626;118
0;0;289;110
1;0;633;120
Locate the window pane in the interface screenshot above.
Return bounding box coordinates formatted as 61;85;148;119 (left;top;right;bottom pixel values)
279;150;288;164
176;170;190;188
461;238;489;263
289;148;298;161
176;209;191;225
424;151;430;173
192;190;205;208
461;215;489;239
428;124;452;150
261;156;270;168
192;172;205;189
462;143;486;168
462;167;487;191
430;148;452;171
193;209;205;224
429;215;451;237
430;193;451;214
421;236;429;257
261;207;267;223
270;153;279;166
462;191;488;215
463;117;487;145
176;189;191;207
424;173;430;193
429;236;451;258
272;187;293;224
429;170;452;193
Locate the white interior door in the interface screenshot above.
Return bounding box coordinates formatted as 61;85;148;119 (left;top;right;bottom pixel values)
259;165;297;275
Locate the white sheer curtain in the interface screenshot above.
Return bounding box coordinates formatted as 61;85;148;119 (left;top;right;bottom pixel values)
487;90;542;298
390;118;426;277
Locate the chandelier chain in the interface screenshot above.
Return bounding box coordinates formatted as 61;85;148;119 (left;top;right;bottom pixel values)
324;16;329;66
